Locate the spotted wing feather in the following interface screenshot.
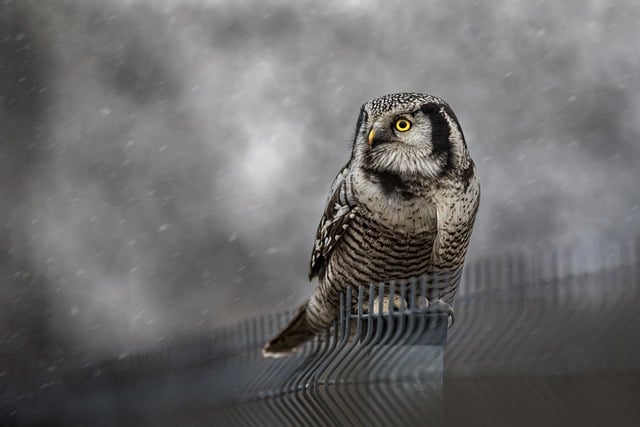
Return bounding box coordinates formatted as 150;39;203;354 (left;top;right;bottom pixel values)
309;162;357;280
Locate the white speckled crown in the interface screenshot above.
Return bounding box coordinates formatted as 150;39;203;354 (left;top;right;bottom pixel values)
365;92;446;117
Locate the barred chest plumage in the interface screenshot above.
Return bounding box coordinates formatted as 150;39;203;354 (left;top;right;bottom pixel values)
325;204;437;287
322;169;439;286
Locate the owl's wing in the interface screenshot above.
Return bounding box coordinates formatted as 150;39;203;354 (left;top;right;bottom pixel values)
309;162;357;280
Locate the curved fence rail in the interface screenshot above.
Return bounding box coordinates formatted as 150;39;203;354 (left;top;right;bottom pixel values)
3;238;640;426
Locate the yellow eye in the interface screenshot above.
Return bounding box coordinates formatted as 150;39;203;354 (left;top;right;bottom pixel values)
395;118;411;132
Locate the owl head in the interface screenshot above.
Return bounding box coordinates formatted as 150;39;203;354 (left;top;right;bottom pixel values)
352;93;471;182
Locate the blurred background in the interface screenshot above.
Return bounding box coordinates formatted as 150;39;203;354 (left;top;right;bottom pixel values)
1;0;640;405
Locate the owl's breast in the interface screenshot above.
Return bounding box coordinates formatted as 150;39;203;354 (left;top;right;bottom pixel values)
326;204;437;285
351;169;438;234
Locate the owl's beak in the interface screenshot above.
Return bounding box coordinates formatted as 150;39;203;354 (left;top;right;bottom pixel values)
367;127;392;147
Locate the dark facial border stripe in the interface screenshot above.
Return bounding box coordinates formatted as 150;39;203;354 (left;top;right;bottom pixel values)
420;103;451;155
353;105;368;144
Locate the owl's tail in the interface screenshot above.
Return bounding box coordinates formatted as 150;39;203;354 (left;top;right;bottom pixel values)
262;302;321;358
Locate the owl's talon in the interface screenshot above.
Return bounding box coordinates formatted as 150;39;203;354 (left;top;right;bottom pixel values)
425;299;455;327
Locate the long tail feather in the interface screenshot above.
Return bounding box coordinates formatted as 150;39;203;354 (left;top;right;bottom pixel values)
262;304;316;358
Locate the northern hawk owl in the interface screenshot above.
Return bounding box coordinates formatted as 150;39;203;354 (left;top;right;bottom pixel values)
264;92;480;356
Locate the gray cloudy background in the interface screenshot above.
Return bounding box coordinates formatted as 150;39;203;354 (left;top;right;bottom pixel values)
1;0;639;372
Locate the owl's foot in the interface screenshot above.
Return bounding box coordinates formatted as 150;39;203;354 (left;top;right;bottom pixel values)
362;294;407;315
424;299;455;328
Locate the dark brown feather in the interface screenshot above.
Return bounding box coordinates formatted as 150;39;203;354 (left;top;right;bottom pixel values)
308;162;356;279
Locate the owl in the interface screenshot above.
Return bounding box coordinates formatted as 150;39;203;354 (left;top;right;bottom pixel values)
263;93;480;356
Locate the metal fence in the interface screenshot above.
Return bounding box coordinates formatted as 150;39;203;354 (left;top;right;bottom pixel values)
4;239;640;426
207;283;451;427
